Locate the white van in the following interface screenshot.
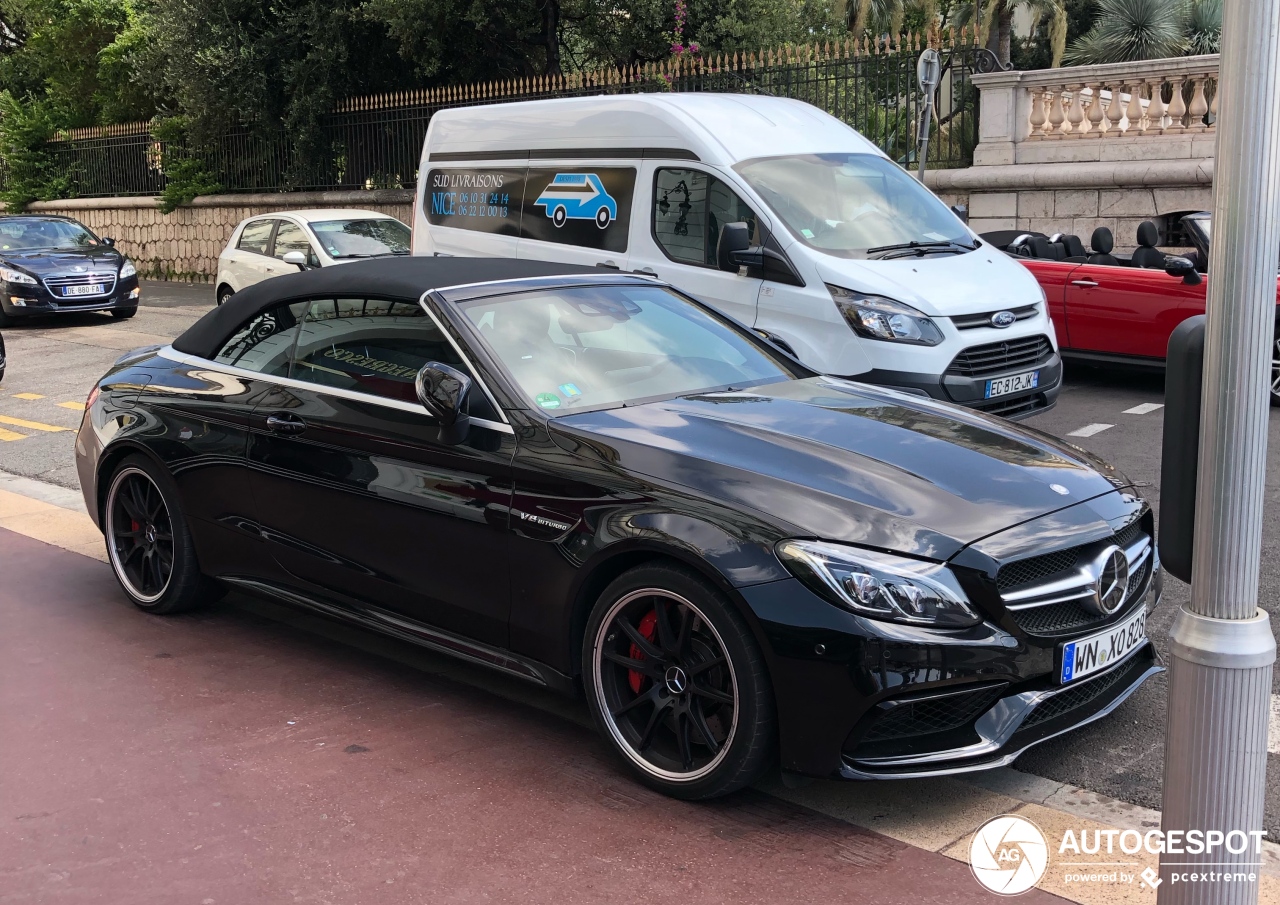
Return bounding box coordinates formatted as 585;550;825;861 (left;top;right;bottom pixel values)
412;94;1060;418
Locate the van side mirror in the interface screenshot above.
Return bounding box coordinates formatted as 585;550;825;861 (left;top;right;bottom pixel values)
415;362;472;445
1165;255;1202;285
281;250;309;271
717;222;756;273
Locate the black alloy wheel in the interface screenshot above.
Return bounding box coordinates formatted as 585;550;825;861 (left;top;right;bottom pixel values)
104;455;221;613
1271;329;1280;407
216;285;235;306
584;564;775;799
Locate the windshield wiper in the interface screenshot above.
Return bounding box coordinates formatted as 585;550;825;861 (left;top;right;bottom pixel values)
866;239;979;259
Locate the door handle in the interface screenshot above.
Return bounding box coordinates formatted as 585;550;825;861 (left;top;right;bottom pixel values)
265;412;307;434
1070;279;1099;288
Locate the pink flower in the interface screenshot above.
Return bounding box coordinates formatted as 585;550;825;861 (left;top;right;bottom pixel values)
689;42;700;52
671;42;684;53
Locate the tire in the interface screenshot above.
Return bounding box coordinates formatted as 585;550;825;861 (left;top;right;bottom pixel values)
552;206;567;228
103;454;222;614
582;563;776;800
595;207;611;229
216;285;235;306
1271;329;1280;407
110;307;137;320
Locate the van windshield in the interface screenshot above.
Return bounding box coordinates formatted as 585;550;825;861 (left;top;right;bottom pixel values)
734;153;972;259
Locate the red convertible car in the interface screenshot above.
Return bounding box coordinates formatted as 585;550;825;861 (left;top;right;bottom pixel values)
983;213;1280;404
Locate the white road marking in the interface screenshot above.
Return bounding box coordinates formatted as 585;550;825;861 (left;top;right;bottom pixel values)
1068;423;1114;438
1270;694;1280;756
1124;403;1165;415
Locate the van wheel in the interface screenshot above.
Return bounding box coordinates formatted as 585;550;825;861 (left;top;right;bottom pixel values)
583;563;776;800
552;206;567;228
595;207;611;229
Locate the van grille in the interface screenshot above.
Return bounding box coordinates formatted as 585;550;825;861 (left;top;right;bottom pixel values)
947;335;1054;377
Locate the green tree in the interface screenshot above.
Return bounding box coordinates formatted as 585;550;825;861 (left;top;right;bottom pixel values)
1065;0;1221;65
950;0;1067;68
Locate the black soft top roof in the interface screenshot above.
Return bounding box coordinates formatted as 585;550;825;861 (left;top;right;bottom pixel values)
172;256;598;359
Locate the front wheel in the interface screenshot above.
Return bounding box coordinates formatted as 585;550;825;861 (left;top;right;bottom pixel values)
1271;329;1280;407
104;455;222;613
216;285;234;306
582;563;776;800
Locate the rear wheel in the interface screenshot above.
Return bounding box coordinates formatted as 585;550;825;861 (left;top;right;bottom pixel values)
583;564;775;800
104;455;221;613
216;284;234;306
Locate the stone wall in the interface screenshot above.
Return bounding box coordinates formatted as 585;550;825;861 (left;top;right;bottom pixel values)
19;190;415;282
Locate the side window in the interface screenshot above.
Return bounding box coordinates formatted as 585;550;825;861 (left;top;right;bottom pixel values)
653;168;758;267
272;221;317;266
290;297;497;419
213;302;309;375
237;219;275;255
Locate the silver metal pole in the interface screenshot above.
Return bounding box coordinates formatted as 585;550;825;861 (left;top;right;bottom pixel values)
1158;0;1280;901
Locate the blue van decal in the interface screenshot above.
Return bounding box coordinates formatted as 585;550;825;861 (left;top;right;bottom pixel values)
534;173;618;229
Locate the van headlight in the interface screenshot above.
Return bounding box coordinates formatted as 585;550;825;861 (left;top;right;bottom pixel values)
119;259;136;279
0;266;36;285
776;540;980;628
827;284;943;346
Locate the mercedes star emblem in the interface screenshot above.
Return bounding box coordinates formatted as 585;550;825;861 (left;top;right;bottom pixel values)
1086;545;1130;615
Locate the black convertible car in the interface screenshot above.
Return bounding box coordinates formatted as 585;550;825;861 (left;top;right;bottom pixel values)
0;215;141;326
75;257;1162;798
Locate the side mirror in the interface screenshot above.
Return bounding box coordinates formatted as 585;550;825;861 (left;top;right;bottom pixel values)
717;222;754;273
951;204;969;224
281;250;308;271
415;361;472;445
102;237;116;247
1165;255;1203;285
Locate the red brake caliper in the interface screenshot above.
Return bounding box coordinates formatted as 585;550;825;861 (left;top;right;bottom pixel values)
627;609;659;694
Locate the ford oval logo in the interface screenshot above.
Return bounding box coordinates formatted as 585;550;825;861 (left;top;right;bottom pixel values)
990;310;1017;328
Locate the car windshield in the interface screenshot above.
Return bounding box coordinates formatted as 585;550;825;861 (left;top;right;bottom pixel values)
0;218;101;252
734;153;971;259
459;284;793;414
308;218;411;258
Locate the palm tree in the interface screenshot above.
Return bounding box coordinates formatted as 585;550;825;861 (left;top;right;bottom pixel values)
1064;0;1221;65
951;0;1068;68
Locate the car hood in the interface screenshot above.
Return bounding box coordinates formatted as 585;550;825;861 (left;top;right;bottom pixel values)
0;248;123;275
813;247;1043;317
551;377;1129;562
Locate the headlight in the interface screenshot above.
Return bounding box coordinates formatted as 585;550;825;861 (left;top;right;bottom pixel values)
1;266;36;285
119;259;136;279
776;539;981;628
827;284;943;346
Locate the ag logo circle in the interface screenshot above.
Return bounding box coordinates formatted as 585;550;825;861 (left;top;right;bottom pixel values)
969;814;1049;896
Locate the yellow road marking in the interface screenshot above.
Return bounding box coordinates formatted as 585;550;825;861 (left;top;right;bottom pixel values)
0;414;70;433
0;427;28;441
12;393;44;400
56;401;86;411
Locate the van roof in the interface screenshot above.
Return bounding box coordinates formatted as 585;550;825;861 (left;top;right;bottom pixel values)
424;94;882;167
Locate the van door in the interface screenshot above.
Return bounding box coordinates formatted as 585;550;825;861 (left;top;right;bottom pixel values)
419;165;525;257
517;165;636;270
628;163;763;330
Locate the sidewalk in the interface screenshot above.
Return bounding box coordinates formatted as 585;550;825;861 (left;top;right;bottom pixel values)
0;473;1275;903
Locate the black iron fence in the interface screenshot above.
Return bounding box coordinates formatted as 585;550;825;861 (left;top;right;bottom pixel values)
42;33;999;199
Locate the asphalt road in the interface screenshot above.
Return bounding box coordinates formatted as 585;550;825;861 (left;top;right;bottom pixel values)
2;289;1279;835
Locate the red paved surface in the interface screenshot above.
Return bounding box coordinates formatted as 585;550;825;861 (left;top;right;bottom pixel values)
0;527;1068;904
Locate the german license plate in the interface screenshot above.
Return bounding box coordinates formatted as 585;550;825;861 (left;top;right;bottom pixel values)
985;370;1039;398
62;284;103;296
1059;607;1147;684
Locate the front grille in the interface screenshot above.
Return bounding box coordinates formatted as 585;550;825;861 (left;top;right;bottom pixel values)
975;392;1050;419
997;548;1079;591
861;685;1006;742
43;272;117;298
1011;599;1099;635
1022;661;1136;729
951;304;1040;330
947;335;1054;377
1115;520;1143;550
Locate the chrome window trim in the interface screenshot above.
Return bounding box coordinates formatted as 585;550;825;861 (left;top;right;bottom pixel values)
157;346;515;435
428;272;665;297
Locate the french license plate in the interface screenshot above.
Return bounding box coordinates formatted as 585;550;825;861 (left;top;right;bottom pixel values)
985;370;1039;398
1059;607;1147;684
62;284;103;296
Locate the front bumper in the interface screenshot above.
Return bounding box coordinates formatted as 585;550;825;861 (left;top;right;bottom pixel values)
855;351;1063;420
739;554;1162;781
2;273;140;318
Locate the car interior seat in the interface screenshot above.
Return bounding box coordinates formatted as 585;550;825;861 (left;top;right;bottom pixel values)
1052;233;1088;260
1086;227;1120;266
1130;221;1166;268
1027;236;1063;259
